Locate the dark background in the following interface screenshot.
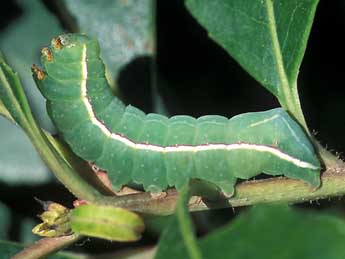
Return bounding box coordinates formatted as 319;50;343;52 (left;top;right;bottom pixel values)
0;0;344;253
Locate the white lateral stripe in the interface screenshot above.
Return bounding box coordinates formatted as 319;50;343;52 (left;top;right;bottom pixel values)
81;46;111;137
79;45;318;171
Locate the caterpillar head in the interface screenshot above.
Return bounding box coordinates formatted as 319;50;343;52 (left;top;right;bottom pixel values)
32;34;101;101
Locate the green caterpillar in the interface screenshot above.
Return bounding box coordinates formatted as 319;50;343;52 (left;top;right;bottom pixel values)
32;34;320;196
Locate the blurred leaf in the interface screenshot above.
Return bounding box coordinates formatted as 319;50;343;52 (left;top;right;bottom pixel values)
144;215;172;237
70;205;145;242
0;202;10;240
0;0;63;129
64;0;155;85
19;217;39;244
0;0;63;184
0;240;83;259
63;0;169;115
0;203;39;245
185;0;319;123
157;205;345;259
102;247;156;259
0;118;51;185
155;184;202;259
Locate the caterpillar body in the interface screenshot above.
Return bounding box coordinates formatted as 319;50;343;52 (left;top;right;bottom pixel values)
33;34;320;195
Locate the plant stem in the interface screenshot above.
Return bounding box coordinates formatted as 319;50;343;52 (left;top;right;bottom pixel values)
10;235;82;259
96;166;345;216
25;122;104;202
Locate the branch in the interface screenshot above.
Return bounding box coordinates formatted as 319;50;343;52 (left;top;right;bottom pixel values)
95;165;345;215
10;235;82;259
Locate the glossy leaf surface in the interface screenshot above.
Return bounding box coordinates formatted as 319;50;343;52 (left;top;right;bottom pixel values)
186;0;319;122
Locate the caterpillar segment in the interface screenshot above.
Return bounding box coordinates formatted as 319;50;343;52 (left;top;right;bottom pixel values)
33;34;320;195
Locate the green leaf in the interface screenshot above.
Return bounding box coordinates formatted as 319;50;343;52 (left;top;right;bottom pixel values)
0;116;54;185
0;98;13;122
0;203;10;240
0;52;32;129
64;0;155;85
0;0;63;129
185;0;319;125
0;240;83;259
64;0;168;114
0;202;41;244
18;217;40;244
155;184;202;259
157;205;345;259
201;205;345;259
70;204;145;242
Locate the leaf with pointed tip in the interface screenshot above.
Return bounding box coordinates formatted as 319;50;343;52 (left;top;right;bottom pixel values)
185;0;319;123
0;51;32;129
